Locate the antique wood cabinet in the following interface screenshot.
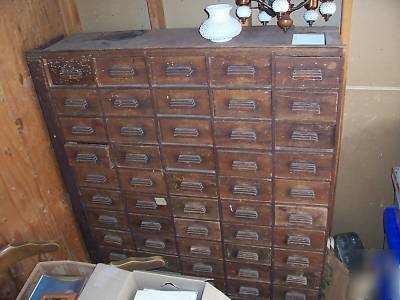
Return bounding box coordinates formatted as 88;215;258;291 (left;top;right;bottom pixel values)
27;27;344;300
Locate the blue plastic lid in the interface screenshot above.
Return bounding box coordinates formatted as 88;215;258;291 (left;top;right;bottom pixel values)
383;207;400;263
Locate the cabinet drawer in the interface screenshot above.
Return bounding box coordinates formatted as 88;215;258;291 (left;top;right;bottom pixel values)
134;234;177;255
59;117;107;143
210;55;271;86
275;205;328;229
167;172;217;198
65;143;113;169
99;89;153;117
219;177;272;202
214;120;272;150
162;145;215;172
92;227;134;249
125;193;170;216
275;179;330;206
276;121;336;149
136;252;180;273
149;56;207;85
96;57;148;86
275;152;333;181
223;224;272;247
99;246;136;263
50;89;100;116
275;91;338;122
72;166;119;189
225;244;271;265
81;188;123;211
174;219;221;241
273;248;324;272
273;269;321;290
227;279;271;299
159;118;212;145
178;238;222;259
171;196;219;221
106;117;157;144
128;214;174;236
275;56;341;89
226;262;271;283
112;144;162;169
273;286;319;300
119;169;166;194
213;89;271;118
222;200;272;226
218;150;272;178
181;257;224;278
274;227;325;251
154;89;210;115
47;57;95;86
86;209;128;230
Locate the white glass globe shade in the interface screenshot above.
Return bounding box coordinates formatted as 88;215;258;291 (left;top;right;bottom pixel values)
236;5;252;18
272;0;289;13
320;1;337;15
258;11;272;22
304;9;319;22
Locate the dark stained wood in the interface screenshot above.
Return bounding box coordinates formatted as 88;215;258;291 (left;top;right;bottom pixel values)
275;205;328;229
118;169;166;194
50;88;100;116
106;117;158;144
221;200;272;226
273;285;319;300
124;193;170;216
273;248;324;272
128;214;174;236
59;117;107;143
80;189;123;211
274;227;326;251
72;165;119;189
174;219;221;241
171;196;219;221
162;146;215;172
134;234;177;255
227;278;271;299
273;268;322;290
180;257;224;278
86;209;129;231
225;244;271;265
166;172;218;198
219;177;272;202
177;238;223;260
223;224;272;247
65;143;114;169
112;144;162;169
225;261;271;283
91;227;134;250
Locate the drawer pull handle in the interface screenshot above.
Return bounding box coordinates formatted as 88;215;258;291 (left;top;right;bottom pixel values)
235;230;259;240
237;250;259;261
190;246;211;257
130;177;153;187
230;130;256;141
60;67;83;80
103;234;123;246
177;154;202;164
91;195;112;206
165;64;194;77
289;188;316;198
192;263;213;273
85;174;108;184
239;286;259;297
287;256;310;267
291;101;321;114
288;213;313;225
120;126;144;136
140;221;162;231
109;252;127;261
98;215;118;226
144;239;166;249
286;274;308;286
179;181;204;192
184;204;206;215
287;235;311;246
125;153;149;164
64;98;88;110
232;160;258;171
289;162;317;174
292;67;323;81
112;98;139;109
75;152;98;163
71;125;95;136
173;128;199;137
228;99;256;111
235;209;258;219
233;185;258;196
186;226;208;236
108;65;135;77
291;130;319;142
238;268;259;279
226;65;256;77
136;200;157;210
168;98;196;108
285;291;307;300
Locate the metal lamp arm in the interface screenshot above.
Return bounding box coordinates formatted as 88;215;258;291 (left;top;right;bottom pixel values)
291;0;312;12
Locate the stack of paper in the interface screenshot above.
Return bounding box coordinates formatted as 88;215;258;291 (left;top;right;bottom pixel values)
134;289;197;300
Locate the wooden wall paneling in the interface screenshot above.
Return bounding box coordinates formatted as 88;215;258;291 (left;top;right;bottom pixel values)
146;0;166;29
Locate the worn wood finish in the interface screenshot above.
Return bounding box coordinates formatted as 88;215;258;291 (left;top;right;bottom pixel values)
145;0;166;29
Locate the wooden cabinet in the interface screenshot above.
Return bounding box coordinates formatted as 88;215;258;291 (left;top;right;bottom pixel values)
28;27;344;299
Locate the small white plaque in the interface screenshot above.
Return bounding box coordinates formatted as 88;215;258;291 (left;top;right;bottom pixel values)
154;197;167;206
292;33;325;45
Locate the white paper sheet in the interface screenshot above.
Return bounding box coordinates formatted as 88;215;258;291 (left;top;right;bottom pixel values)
134;289;197;300
292;33;325;45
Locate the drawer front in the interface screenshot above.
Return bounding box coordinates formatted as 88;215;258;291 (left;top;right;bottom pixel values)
214;120;272;150
92;227;134;249
96;57;148;85
218;150;272;178
171;196;219;221
59;117;107;143
50;89;100;116
162;146;215;172
227;279;271;299
178;238;223;259
112;144;162;169
100;89;153;117
275;56;341;89
167;173;217;198
213;89;271;118
47;57;95;86
119;169;166;194
72;166;119;189
226;262;271;283
181;257;224;278
134;234;177;255
222;200;272;226
106;117;157;144
125;193;170;216
65;143;113;169
274;227;325;251
225;244;271;265
275;91;338;122
135;252;180;273
273;248;324;272
273;269;321;290
81;188;123;211
86;209;128;230
154;89;210;115
276;121;336;149
219;177;272;202
128;214;174;236
149;56;207;85
275;179;330;206
223;224;272;247
174;218;221;241
210;55;271;86
275;205;328;229
99;246;136;263
275;152;333;181
273;286;319;300
159;118;212;145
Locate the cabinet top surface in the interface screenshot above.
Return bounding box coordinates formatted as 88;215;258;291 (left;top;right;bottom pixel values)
42;27;342;52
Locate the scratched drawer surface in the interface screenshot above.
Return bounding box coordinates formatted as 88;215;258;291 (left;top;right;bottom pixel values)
99;246;136;263
273;248;324;272
171;196;219;221
273;285;319;300
273;268;322;290
223;223;272;247
91;227;134;250
119;169;166;194
86;208;128;230
162;145;215;172
180;257;224;278
227;279;271;299
226;262;271;283
273;227;325;251
219;177;272;202
125;193;170;216
50;89;100;116
59;117;107;143
106;117;157;144
128;213;174;236
167;172;217;198
222;200;272;226
134;233;177;255
225;243;271;265
65;143;113;169
174;218;221;241
112;144;162;169
72;166;119;189
177;238;223;259
46;57;96;86
80;188;123;211
275;205;328;229
159;118;213;145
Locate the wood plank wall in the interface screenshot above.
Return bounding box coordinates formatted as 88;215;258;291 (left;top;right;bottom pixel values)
0;1;86;298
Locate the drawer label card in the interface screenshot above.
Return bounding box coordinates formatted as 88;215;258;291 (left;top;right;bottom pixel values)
154;197;167;206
